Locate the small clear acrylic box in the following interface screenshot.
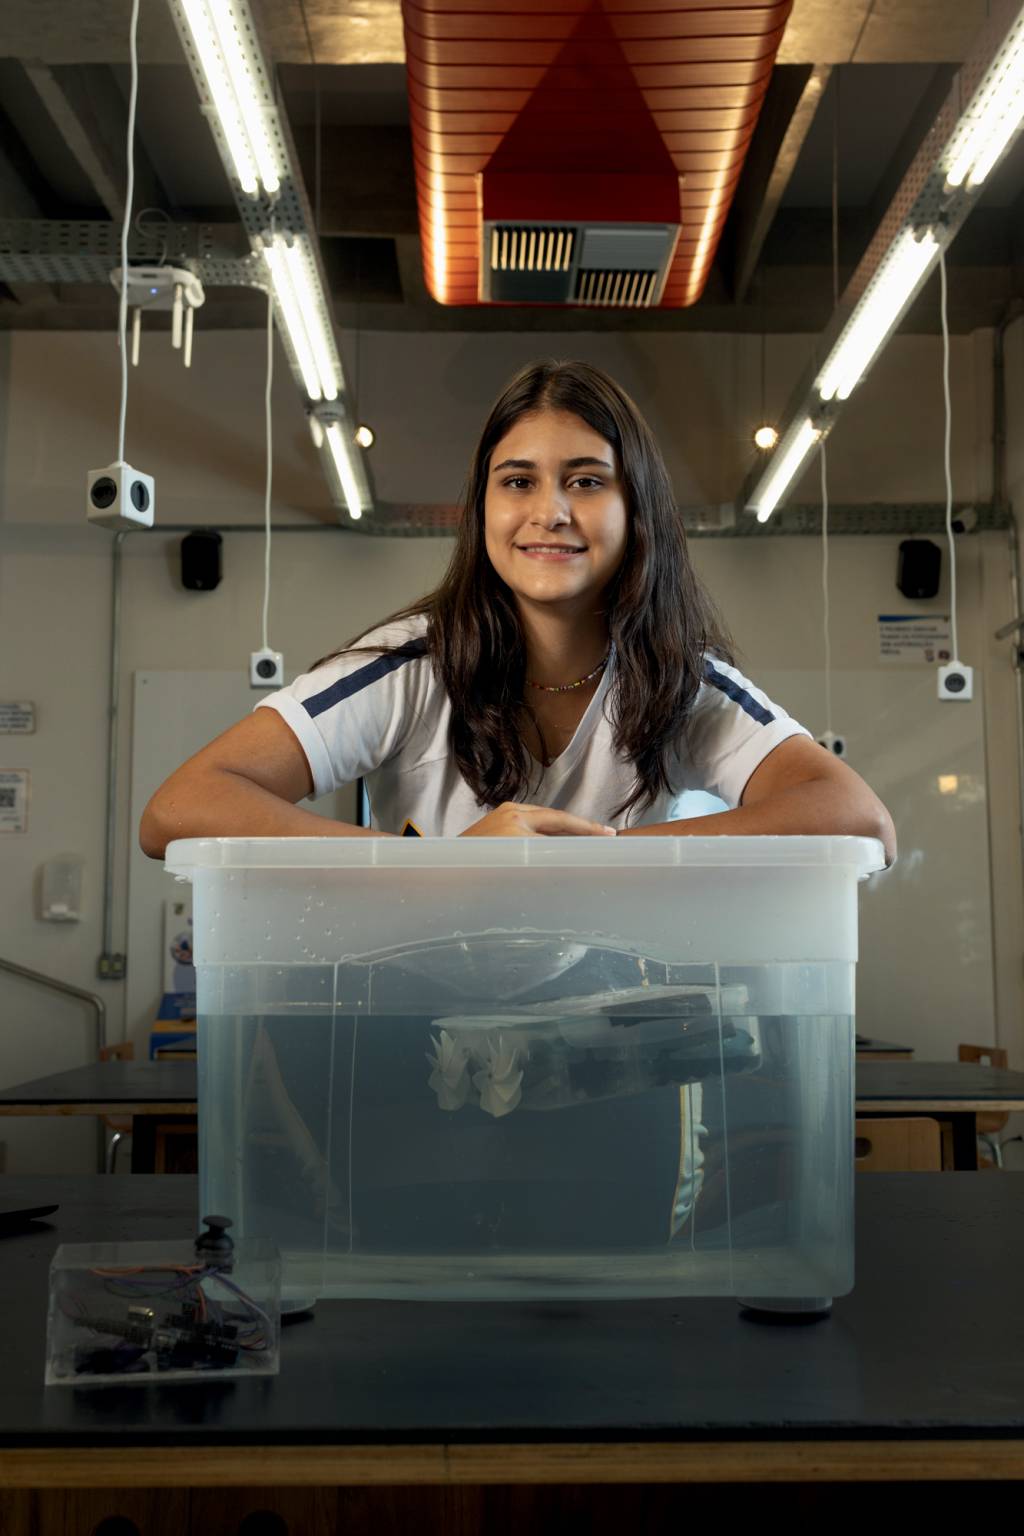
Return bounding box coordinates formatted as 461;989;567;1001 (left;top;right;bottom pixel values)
45;1216;281;1386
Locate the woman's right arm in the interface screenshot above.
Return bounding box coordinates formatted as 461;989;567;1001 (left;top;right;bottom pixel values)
139;709;379;859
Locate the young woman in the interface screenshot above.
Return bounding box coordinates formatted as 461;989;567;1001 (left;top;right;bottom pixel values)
141;358;895;860
141;359;895;1253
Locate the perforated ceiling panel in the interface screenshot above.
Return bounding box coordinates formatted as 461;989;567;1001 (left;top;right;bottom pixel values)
402;0;793;307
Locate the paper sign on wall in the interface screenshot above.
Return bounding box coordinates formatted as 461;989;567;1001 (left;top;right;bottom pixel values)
0;770;30;833
878;615;952;663
0;702;35;734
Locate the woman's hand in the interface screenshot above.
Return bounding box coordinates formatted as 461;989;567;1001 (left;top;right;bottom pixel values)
459;802;617;838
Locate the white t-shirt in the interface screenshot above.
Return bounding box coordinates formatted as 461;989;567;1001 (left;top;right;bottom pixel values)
257;615;811;836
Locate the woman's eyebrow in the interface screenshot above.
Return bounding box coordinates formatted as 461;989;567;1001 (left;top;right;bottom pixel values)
490;455;614;473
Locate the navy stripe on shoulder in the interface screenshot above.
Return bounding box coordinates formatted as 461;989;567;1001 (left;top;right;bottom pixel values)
303;638;429;719
703;661;775;726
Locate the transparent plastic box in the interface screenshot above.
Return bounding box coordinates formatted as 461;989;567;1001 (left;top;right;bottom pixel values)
45;1221;280;1386
166;836;885;1313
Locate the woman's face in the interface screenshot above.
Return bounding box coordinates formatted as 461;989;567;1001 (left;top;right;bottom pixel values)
483;408;629;617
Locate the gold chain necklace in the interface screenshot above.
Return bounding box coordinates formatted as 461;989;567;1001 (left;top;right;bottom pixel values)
526;655;609;693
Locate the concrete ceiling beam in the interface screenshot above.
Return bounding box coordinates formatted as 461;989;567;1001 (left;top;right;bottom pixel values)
19;61;167;222
729;63;832;305
0;1;996;67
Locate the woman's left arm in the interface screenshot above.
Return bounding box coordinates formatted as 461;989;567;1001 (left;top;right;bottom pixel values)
619;736;897;866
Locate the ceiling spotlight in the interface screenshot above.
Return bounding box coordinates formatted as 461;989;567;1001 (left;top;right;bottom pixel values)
753;424;779;452
354;424;375;449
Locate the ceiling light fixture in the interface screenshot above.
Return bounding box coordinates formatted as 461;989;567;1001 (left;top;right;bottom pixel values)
743;2;1024;526
354;424;375;449
176;0;279;196
816;227;939;404
753;424;778;451
751;418;820;524
170;0;373;521
945;8;1024;190
261;240;320;400
310;407;368;522
278;236;338;400
261;234;339;403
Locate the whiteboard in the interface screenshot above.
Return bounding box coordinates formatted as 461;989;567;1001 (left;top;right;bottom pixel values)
759;669;994;1057
126;671;355;1047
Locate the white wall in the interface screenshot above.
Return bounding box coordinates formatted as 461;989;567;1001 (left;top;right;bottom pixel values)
1;322;1021;1173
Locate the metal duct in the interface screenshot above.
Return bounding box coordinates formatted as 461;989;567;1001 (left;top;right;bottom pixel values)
403;0;793;308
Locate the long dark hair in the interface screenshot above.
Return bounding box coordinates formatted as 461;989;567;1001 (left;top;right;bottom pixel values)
318;359;732;818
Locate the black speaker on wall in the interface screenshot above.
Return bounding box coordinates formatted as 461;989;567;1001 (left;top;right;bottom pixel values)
896;539;941;600
181;530;223;591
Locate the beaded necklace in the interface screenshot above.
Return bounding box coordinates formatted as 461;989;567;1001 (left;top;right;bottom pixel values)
526;655;609;693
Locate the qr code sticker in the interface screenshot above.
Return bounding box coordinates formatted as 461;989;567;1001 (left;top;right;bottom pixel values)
0;788;16;809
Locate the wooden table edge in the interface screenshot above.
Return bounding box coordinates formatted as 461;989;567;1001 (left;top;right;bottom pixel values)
3;1439;1024;1488
855;1100;1024;1114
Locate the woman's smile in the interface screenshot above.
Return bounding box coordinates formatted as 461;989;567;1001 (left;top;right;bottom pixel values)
514;541;588;560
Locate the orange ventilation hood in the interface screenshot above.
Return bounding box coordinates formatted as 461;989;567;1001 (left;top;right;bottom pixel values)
403;0;793;308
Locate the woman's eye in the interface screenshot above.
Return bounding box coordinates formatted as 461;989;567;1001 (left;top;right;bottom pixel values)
571;476;603;490
503;476;532;490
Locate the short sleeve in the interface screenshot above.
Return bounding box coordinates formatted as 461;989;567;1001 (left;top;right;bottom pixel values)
677;659;812;808
255;620;431;798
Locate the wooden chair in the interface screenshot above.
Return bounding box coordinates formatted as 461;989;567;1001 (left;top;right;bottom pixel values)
99;1040;134;1174
854;1117;942;1171
959;1044;1009;1167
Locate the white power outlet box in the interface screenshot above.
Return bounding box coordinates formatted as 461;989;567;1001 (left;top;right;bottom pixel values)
938;663;973;701
87;463;154;530
817;731;847;759
250;649;284;688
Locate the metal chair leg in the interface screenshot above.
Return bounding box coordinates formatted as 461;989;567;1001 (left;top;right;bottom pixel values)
105;1131;123;1175
979;1132;1004;1168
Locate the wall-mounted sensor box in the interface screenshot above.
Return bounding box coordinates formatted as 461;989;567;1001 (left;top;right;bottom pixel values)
40;856;84;921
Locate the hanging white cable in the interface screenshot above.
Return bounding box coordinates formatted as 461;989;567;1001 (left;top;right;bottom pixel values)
939;249;960;664
116;0;142;467
820;441;833;742
261;286;274;653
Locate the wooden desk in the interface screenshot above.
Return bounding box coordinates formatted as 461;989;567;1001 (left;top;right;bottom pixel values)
0;1173;1022;1529
855;1060;1024;1170
0;1062;197;1172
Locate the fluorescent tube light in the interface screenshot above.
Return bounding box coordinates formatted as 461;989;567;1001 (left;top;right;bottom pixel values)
749;418;819;524
280;239;338;400
262;236;341;404
816;228;939;403
324;422;364;521
205;0;280;194
178;0;258;194
945;10;1024;189
262;240;322;401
